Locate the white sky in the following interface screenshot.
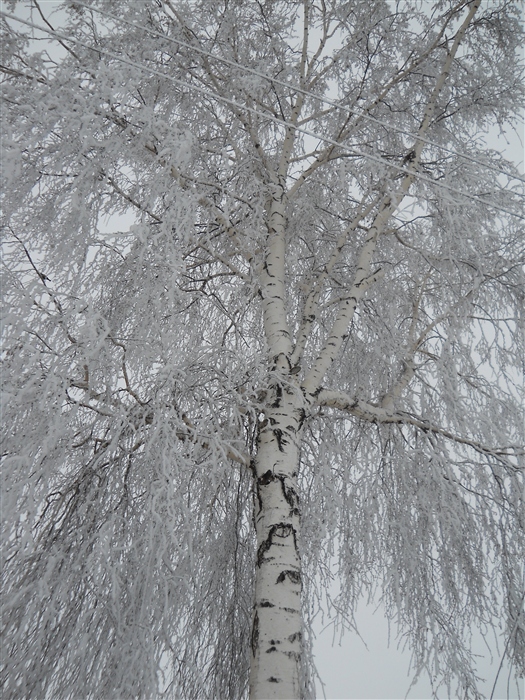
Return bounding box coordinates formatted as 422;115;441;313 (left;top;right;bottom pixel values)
313;594;522;700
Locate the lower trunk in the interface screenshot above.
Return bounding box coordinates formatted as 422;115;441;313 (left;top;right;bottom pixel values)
249;386;305;700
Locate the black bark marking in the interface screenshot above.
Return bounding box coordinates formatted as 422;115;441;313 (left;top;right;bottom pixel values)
257;523;297;566
251;611;259;656
255;471;263;512
273;428;287;451
275;523;294;537
258;470;274;487
288;631;302;643
280;478;298;510
264;473;298;510
256;529;275;566
271;383;283;408
256;472;299;517
284;650;301;660
268;677;281;683
266;646;277;653
263;260;273;277
273;353;292;369
276;570;301;585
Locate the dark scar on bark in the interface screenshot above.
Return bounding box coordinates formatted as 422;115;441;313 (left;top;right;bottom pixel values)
251;611;259;656
284;650;301;660
257;472;299;512
257;523;297;566
271;383;283;408
273;428;288;451
258;470;274;486
281;479;298;510
297;408;306;430
276;569;301;585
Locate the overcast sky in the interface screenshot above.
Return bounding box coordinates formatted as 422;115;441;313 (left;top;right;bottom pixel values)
313;593;522;700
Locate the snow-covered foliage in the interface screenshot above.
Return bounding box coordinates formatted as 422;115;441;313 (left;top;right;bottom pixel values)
1;1;524;698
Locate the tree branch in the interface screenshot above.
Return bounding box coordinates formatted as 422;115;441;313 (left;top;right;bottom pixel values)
175;412;250;467
33;0;81;61
290;195;380;366
315;388;524;469
301;0;481;393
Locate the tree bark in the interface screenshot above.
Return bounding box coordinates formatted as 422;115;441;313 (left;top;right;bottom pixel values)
249;377;305;700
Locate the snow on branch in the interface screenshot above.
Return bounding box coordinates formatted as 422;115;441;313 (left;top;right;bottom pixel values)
315;388;524;470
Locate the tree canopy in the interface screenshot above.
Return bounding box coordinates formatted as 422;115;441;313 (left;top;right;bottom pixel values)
1;1;524;698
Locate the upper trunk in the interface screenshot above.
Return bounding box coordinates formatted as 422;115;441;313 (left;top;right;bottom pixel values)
249;374;306;700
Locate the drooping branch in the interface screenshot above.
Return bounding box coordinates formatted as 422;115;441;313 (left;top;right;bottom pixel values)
380;274;484;410
174;412;250;467
33;0;81;61
345;0;470;139
105;173;162;222
315;388;523;470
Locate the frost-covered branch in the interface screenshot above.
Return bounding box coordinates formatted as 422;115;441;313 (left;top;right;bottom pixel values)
290;196;380;366
302;0;482;394
315;388;523;469
302;205;388;392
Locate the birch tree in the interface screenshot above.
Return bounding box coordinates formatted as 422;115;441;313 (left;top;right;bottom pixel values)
1;1;524;698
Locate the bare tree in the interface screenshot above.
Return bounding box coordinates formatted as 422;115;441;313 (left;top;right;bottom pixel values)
1;1;524;698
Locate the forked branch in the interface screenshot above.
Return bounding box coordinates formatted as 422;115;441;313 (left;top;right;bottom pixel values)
300;0;481;394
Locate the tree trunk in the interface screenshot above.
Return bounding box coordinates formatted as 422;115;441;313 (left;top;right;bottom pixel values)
249;379;305;700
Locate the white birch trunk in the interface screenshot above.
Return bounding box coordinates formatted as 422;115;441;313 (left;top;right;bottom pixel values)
249;379;306;700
